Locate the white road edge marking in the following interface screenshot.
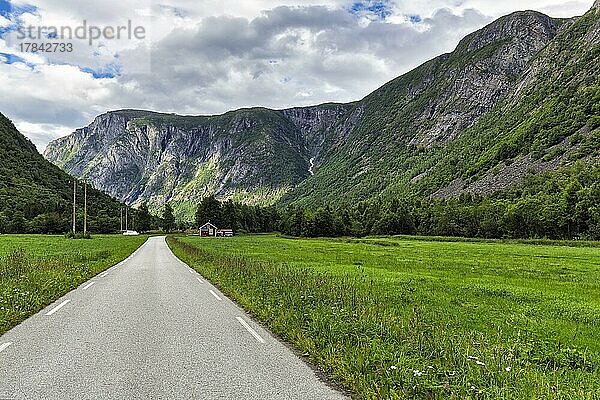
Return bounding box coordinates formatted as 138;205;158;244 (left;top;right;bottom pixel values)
0;342;12;353
236;317;266;344
45;300;71;316
197;277;204;284
99;272;109;278
82;281;95;290
209;290;222;301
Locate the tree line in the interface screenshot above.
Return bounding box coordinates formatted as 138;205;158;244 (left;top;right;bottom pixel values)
0;183;134;235
176;162;600;240
5;160;599;241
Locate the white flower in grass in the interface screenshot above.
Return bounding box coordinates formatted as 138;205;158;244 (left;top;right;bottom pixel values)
505;366;511;372
389;365;397;371
413;369;423;377
475;360;486;366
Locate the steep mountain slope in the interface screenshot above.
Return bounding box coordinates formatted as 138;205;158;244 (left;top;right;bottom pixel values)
45;104;356;218
0;113;126;233
426;6;600;199
45;4;600;217
285;6;599;206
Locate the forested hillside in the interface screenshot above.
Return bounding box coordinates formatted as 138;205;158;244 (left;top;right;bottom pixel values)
190;159;600;240
0;113;128;233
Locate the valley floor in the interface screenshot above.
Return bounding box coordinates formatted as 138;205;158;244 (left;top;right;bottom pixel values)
0;237;344;399
169;234;600;399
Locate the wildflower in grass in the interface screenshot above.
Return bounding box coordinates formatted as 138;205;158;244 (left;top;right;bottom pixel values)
467;355;485;366
389;365;397;371
505;367;511;372
413;369;423;377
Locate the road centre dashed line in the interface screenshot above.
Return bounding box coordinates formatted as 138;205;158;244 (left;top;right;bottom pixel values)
82;281;95;290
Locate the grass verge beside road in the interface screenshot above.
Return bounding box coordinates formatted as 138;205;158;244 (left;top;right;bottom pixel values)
0;235;147;335
168;234;600;399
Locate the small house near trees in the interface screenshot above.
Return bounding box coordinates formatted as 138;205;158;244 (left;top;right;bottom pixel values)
200;222;218;237
199;222;234;237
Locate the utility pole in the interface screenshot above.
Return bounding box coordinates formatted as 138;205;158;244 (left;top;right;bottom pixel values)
72;179;77;235
83;182;87;236
120;208;123;231
125;208;128;231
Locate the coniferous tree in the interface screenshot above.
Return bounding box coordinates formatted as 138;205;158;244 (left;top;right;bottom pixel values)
195;196;223;228
136;203;152;233
163;203;176;233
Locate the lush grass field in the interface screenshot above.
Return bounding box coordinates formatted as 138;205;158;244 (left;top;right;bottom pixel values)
0;235;147;335
168;235;600;399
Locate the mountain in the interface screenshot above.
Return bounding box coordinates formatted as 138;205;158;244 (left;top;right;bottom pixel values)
44;4;600;219
0;113;127;233
44;105;357;218
285;7;599;206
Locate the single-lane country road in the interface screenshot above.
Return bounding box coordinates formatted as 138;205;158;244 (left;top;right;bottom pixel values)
0;236;347;400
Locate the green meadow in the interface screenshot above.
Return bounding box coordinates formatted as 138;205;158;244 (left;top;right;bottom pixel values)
169;234;600;399
0;235;146;335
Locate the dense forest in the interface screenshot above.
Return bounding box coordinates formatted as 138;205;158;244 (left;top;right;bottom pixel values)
182;161;600;240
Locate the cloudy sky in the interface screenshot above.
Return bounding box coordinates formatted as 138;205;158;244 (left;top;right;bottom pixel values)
0;0;593;151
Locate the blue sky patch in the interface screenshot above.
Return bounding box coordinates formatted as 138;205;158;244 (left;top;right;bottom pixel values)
0;51;25;64
0;1;38;38
81;63;121;79
408;14;422;23
0;0;12;38
0;0;11;18
2;1;37;18
0;51;35;69
0;25;12;36
349;1;393;20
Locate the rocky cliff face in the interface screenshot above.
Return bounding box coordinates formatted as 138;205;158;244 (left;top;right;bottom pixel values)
379;11;561;148
45;4;600;215
44;105;355;218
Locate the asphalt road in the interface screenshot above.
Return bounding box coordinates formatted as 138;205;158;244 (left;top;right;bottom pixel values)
0;237;347;400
